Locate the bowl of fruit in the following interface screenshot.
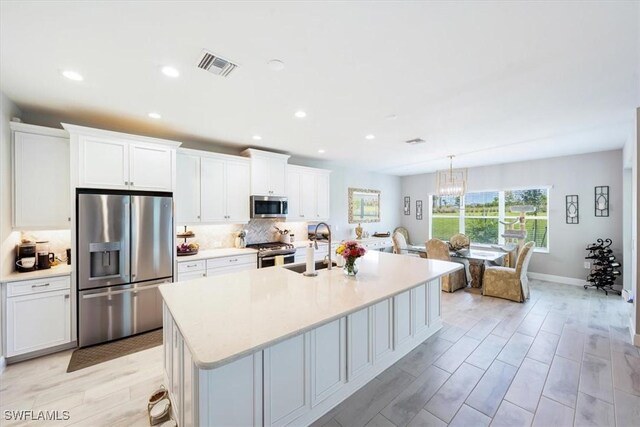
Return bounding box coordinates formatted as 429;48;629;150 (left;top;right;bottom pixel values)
177;242;199;256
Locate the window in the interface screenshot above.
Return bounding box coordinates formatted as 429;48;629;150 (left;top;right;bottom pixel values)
430;187;549;251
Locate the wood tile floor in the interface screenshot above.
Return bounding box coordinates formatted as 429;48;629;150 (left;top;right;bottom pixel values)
1;280;639;427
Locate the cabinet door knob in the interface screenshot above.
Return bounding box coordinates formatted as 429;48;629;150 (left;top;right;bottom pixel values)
124;181;129;186
197;215;200;219
130;182;134;186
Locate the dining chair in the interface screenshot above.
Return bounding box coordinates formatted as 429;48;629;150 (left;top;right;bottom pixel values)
393;227;410;244
426;238;467;292
482;241;535;302
392;231;420;257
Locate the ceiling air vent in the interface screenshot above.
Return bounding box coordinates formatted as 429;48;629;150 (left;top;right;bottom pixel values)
197;50;237;77
405;138;426;145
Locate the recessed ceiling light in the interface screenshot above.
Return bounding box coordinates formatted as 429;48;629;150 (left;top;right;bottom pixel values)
385;114;398;121
161;66;180;78
365;134;375;140
148;112;162;119
267;59;285;71
295;111;307;118
318;149;325;154
61;70;83;81
252;135;262;141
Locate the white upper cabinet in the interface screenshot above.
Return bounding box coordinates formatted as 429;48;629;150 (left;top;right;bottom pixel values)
176;153;201;223
64;124;180;192
286;165;331;222
225;160;250;222
129;142;174;191
241;149;290;196
200;157;226;222
175;149;250;225
11;123;70;229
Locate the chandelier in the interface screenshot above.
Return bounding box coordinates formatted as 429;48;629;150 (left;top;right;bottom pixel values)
435;155;467;197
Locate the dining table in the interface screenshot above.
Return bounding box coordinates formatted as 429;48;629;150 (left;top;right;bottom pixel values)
406;245;507;288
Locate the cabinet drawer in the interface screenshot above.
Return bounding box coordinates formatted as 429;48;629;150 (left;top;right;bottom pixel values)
7;275;71;297
206;254;255;269
177;260;206;273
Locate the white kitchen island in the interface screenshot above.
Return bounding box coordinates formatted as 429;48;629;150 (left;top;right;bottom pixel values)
159;251;462;427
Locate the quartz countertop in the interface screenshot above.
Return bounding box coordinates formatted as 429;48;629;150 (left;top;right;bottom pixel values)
176;248;257;262
1;264;73;283
160;251;462;369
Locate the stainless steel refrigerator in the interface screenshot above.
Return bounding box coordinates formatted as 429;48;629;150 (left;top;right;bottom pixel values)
77;191;173;347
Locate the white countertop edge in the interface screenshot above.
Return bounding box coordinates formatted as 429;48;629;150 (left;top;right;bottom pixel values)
167;261;462;370
1;265;73;283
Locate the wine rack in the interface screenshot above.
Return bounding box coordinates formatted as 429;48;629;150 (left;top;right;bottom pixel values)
584;238;621;295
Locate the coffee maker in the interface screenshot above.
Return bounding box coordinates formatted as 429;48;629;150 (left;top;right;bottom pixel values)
16;243;36;272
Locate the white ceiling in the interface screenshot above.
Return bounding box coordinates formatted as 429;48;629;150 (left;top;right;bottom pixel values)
1;1;638;175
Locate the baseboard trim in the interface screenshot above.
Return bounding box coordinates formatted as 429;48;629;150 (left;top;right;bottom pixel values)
0;356;6;374
631;317;640;347
528;272;587;287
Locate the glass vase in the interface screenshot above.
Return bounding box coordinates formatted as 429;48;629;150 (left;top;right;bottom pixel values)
343;258;358;276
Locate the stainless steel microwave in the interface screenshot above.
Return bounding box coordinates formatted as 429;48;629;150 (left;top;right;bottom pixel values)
250;196;288;219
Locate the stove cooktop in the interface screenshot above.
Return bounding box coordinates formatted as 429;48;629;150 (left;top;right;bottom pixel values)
246;242;295;252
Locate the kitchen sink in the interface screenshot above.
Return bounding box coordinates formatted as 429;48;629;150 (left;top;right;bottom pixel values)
284;260;337;274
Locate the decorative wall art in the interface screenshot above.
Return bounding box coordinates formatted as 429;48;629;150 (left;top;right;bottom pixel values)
416;200;423;220
565;195;579;224
404;196;410;215
348;188;381;223
594;186;609;217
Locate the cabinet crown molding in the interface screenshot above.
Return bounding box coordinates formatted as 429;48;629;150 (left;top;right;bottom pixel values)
61;123;182;147
178;147;249;163
287;164;332;174
241;148;291;160
10;122;69;138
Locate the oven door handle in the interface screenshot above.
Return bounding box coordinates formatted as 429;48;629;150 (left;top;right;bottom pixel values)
261;253;295;262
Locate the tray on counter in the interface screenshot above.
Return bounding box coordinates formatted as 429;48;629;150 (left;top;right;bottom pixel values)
177;249;199;257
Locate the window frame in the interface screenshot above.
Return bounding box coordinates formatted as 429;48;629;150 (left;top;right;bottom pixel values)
429;186;550;253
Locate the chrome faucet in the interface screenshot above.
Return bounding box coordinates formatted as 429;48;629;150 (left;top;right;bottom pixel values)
314;222;332;270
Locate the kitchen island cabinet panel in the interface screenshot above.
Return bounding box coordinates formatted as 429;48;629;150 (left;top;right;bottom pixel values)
264;334;309;426
311;319;346;406
348;308;373;380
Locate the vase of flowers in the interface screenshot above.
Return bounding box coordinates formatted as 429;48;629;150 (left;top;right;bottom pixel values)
336;240;367;276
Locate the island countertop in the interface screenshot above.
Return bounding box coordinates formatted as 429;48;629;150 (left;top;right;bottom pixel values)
159;251;462;369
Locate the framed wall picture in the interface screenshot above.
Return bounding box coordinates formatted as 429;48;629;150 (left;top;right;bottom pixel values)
594;186;609;217
416;200;423;220
348;188;381;223
404;196;410;215
566;195;578;224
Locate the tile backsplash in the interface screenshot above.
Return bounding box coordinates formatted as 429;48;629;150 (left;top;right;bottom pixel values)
178;220;311;249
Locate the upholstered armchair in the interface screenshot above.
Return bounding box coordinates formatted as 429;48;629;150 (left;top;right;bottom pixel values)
426;238;467;292
482;241;535;302
392;231;420;257
448;233;471;281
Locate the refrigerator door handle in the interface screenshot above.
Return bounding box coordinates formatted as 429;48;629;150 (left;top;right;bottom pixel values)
124;196;132;281
130;196;137;280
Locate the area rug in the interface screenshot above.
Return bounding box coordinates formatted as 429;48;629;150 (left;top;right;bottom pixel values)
67;329;163;372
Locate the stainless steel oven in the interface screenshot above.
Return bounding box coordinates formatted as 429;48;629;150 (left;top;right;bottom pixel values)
250;195;288;219
258;252;295;268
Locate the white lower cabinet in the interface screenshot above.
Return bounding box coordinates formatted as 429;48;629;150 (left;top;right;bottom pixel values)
164;279;443;426
176;254;256;282
5;276;71;357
